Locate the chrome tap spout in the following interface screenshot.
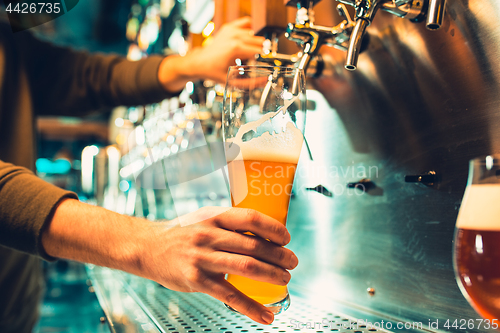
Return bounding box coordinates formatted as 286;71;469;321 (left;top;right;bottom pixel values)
339;0;428;70
426;0;446;30
345;18;369;70
339;0;382;70
298;45;313;72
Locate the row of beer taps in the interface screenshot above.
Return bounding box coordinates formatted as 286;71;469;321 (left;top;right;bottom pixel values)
259;0;446;73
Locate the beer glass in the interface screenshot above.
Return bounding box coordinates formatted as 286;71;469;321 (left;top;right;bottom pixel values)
453;155;500;327
222;65;306;314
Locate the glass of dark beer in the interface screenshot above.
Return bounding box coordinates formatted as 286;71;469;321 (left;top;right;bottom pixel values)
453;155;500;326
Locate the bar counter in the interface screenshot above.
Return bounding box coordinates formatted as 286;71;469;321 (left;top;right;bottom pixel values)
35;261;422;333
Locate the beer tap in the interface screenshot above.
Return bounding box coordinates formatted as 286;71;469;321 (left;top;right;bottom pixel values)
258;32;301;67
426;0;446;30
284;0;357;73
338;0;444;70
257;0;444;73
338;0;382;71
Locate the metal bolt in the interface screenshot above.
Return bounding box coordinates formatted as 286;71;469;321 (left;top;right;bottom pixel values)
405;171;438;186
367;287;375;296
100;317;106;323
88;286;95;293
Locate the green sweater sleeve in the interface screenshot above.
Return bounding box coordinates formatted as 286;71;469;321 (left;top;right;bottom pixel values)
15;29;179;116
0;160;78;261
0;25;180;260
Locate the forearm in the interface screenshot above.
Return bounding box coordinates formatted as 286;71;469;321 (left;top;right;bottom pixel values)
157;49;206;93
0;161;78;258
41;199;150;274
19;28;175;115
40;202;296;324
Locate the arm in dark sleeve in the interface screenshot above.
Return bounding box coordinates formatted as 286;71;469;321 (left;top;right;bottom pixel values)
0;160;77;260
15;31;178;116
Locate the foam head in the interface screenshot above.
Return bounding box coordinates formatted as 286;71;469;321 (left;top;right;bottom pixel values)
456;184;500;231
229;122;303;164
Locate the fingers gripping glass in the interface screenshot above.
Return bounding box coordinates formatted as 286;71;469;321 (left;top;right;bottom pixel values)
222;66;306;315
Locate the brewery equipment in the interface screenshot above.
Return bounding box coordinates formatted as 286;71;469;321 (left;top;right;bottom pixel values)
79;1;500;332
337;0;443;69
284;2;355;72
282;0;500;331
259;0;444;72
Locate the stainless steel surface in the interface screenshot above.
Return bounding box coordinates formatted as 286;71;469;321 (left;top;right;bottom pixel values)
88;266;408;333
87;265;162;333
283;0;500;331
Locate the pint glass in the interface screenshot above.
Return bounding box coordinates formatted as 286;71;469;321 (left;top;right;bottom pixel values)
453;155;500;327
222;66;306;314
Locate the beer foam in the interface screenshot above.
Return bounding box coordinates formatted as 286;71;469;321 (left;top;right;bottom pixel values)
227;95;303;164
456;184;500;231
233;122;303;163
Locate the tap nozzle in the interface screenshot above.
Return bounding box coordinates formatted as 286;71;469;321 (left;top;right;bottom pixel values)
339;0;381;70
340;0;439;70
345;18;369;70
426;0;446;30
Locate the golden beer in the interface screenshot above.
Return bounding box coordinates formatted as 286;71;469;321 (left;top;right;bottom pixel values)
222;65;306;314
226;160;297;305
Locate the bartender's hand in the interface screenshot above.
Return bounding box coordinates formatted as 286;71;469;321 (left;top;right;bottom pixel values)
139;207;298;325
42;200;298;325
157;17;265;93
